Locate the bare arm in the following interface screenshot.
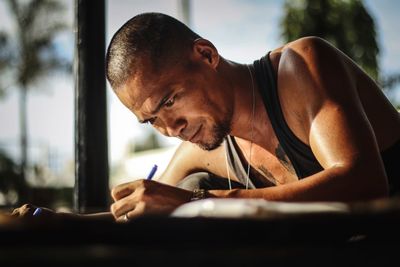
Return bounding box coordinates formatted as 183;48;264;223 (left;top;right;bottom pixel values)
156;140;235;186
11;204;115;222
209;37;388;202
109;140;237;221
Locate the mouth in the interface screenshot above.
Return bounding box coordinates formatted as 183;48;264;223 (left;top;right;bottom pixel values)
188;124;202;143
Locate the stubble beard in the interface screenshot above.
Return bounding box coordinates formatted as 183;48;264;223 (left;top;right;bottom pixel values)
197;115;232;151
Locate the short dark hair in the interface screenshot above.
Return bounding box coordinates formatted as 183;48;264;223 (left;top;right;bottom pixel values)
106;12;201;89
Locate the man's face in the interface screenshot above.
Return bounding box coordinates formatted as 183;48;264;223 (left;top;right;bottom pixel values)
115;57;233;151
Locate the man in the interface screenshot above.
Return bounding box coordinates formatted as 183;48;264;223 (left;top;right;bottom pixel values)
11;12;400;222
105;12;400;222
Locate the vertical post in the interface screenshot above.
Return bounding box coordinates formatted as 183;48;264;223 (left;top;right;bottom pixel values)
74;0;109;213
178;0;191;27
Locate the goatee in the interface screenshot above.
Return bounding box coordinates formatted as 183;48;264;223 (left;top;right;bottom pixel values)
198;119;231;151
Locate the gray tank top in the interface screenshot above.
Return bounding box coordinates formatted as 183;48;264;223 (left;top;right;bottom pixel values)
224;135;272;189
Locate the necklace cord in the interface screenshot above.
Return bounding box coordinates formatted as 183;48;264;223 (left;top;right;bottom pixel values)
225;65;255;190
246;64;255;190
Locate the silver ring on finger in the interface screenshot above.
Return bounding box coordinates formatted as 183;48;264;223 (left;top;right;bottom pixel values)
124;213;129;222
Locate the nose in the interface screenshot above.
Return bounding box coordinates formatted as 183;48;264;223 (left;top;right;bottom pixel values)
164;117;187;138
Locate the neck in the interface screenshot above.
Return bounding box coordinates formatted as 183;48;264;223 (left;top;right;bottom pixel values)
218;58;272;144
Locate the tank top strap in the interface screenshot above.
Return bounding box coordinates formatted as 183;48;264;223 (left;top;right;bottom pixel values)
253;52;323;178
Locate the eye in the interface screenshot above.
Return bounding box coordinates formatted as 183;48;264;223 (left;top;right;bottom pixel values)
164;95;176;108
145;117;156;125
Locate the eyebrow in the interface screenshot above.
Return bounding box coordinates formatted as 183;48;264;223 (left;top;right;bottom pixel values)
138;91;173;124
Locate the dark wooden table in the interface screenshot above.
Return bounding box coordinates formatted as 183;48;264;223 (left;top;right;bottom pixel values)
1;199;399;267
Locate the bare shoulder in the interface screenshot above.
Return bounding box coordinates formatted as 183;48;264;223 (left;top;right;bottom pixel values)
270;36;360;143
282;36;343;60
288;36;333;48
279;36;353;78
272;36;400;150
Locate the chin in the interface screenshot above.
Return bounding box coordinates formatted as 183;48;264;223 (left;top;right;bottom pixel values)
196;118;231;151
196;135;226;151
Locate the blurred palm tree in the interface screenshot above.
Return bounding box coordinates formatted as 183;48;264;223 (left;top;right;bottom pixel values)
0;32;12;98
0;0;71;188
281;0;380;81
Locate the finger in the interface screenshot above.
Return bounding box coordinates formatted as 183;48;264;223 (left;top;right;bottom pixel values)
21;203;34;210
110;198;136;219
111;182;136;201
11;208;20;217
20;206;34;217
116;211;131;223
116;202;145;223
12;204;34;217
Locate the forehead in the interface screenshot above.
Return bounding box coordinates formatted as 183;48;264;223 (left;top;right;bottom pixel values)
116;63;180;114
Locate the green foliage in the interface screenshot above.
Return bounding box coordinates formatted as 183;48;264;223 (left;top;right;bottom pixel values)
281;0;380;81
382;74;400;91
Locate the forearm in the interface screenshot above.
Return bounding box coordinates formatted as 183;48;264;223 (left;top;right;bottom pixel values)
208;166;388;202
157;141;217;186
57;211;115;222
157;142;199;185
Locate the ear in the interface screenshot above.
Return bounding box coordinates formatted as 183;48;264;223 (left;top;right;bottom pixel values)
191;38;220;69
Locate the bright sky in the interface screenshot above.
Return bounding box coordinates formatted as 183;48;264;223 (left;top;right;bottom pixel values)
0;0;399;184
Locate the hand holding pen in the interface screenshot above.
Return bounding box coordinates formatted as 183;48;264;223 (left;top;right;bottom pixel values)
110;162;193;222
122;164;157;221
29;165;159;221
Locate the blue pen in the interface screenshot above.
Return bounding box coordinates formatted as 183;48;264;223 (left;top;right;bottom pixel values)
146;164;158;180
33;207;42;216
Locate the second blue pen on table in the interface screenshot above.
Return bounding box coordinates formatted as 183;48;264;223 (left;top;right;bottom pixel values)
33;207;42;216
